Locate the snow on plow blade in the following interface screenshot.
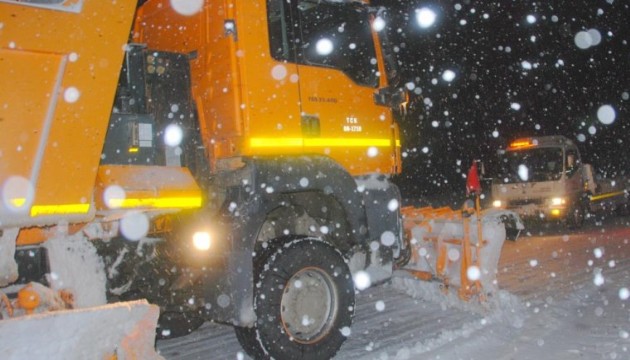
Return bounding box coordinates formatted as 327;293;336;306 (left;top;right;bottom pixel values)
0;300;163;360
401;206;523;301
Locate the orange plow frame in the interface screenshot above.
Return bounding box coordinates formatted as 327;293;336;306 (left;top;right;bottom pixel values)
400;195;521;301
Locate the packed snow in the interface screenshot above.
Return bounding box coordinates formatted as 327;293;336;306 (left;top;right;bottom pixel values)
0;300;162;360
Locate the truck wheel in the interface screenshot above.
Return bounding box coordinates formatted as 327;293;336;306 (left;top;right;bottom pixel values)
234;237;355;359
156;311;204;339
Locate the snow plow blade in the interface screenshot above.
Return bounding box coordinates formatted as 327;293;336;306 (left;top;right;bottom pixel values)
0;299;162;360
401;205;523;301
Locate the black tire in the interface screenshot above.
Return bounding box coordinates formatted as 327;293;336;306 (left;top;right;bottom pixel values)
156;311;204;339
234;325;264;359
566;201;585;229
234;237;355;360
615;194;630;216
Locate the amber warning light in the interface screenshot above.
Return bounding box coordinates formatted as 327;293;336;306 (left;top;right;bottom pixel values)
508;138;536;150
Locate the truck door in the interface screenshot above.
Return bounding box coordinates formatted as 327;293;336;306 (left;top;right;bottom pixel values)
565;147;584;195
291;0;398;175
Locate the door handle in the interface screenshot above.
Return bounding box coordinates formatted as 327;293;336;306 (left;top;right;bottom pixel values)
301;114;320;137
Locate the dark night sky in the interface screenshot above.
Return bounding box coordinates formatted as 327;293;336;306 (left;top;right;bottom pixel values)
371;1;630;202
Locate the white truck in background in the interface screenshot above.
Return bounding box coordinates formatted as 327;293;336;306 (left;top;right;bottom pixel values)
490;136;629;227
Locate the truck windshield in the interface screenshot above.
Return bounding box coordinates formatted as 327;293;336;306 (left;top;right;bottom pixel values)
267;0;379;87
497;147;564;183
299;1;379;87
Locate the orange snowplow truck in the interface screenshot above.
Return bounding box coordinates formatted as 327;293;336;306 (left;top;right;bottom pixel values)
1;0;408;358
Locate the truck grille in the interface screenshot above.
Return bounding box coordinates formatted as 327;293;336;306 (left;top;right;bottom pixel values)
508;199;543;207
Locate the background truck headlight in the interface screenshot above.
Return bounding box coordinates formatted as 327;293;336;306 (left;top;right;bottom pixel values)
551;197;565;206
492;200;503;208
192;231;212;251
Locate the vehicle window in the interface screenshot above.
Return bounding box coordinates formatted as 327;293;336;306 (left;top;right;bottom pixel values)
372;8;400;87
267;0;295;62
267;0;379;87
297;0;379;87
499;148;564;183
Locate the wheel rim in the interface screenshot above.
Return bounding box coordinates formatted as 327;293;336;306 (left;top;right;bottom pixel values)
280;266;338;344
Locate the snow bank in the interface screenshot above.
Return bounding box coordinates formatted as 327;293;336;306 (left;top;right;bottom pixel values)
0;228;18;287
43;231;107;308
390;274;527;358
0;300;162;360
355;174;392;191
392;274;526;324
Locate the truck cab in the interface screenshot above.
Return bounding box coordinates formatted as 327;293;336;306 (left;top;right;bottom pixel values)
491;136;587;227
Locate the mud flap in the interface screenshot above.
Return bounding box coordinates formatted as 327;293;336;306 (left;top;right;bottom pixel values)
0;300;162;360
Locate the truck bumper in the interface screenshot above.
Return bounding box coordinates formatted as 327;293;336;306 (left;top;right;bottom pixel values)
505;203;569;223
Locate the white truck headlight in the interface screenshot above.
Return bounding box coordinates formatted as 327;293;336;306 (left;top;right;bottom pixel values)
192;231;212;251
492;200;503;208
551;197;565;206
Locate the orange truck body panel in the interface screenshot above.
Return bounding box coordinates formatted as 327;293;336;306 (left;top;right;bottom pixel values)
94;165;203;211
135;0;401;176
2;0;401;239
0;0;137;228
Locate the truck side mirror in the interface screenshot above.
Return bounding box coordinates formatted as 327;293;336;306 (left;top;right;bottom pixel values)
374;86;408;114
565;154;578;177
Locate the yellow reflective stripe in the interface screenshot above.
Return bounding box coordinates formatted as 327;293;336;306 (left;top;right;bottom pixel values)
107;196;203;209
250;137;398;148
591;191;626;202
31;203;90;216
304;138;391;147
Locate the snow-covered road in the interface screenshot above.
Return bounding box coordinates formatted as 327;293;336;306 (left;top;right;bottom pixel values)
157;215;630;359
